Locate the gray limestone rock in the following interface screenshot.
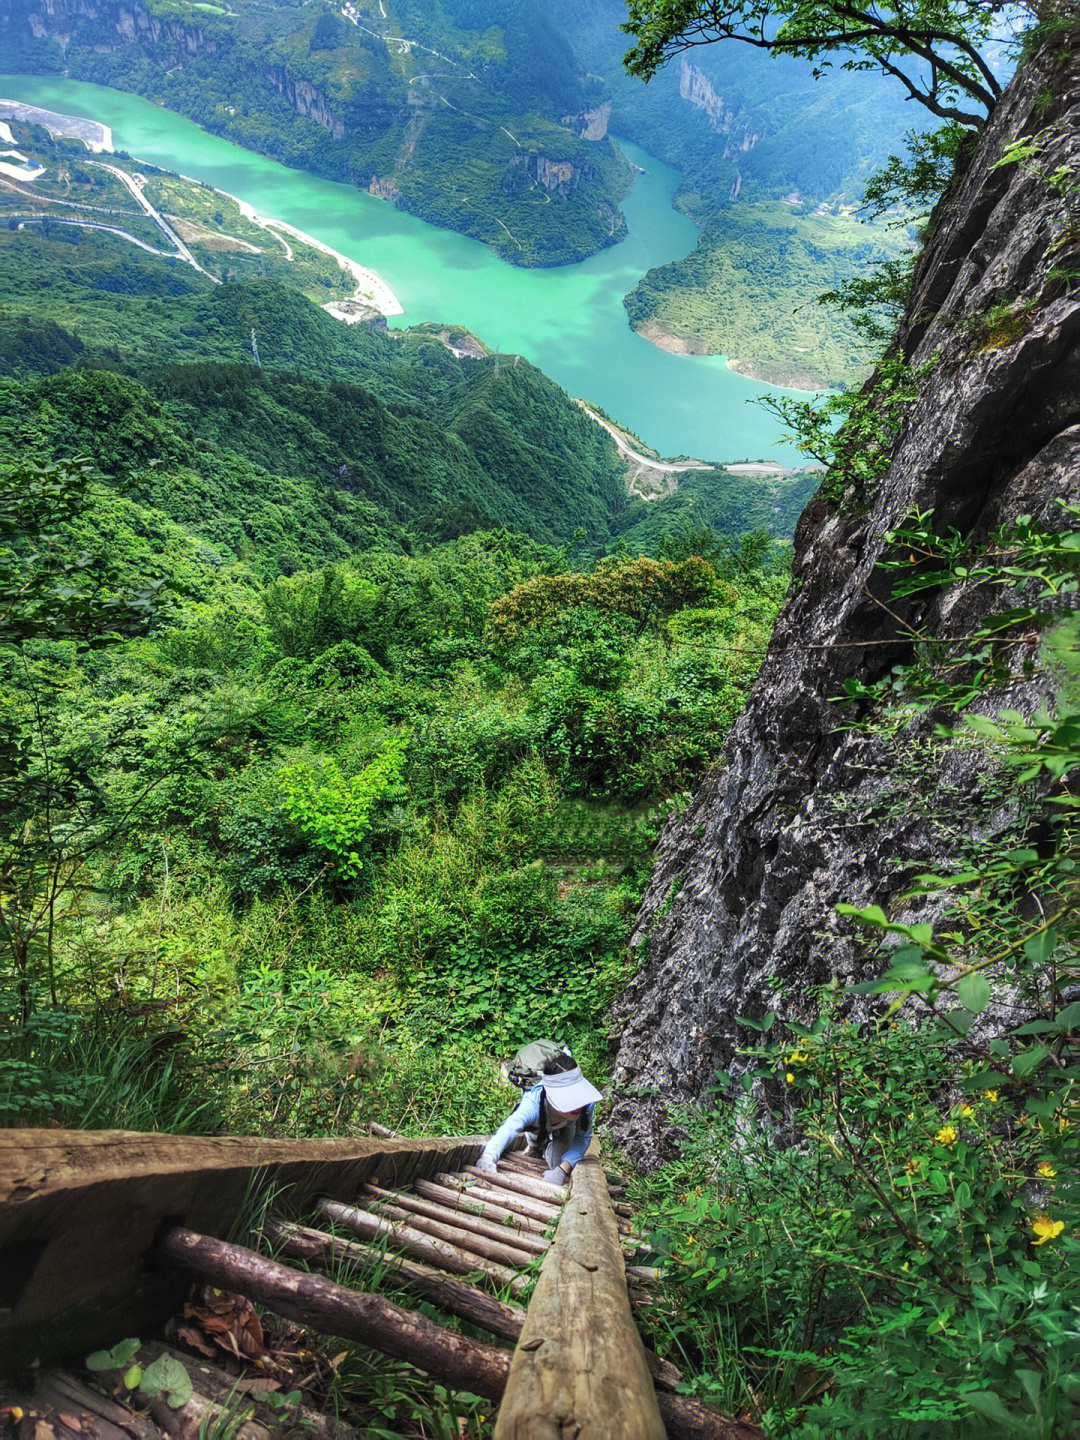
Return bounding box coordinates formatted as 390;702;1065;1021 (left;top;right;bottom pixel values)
609;37;1080;1168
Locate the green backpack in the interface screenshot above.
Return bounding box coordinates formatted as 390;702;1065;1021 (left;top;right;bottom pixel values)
505;1039;572;1091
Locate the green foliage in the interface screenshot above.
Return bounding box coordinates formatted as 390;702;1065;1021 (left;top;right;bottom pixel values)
765;353;932;505
621;0;1015;128
276;735;409;880
624;203;907;389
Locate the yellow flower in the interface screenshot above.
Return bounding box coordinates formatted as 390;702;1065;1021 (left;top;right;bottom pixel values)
904;1157;923;1175
985;1089;999;1103
785;1071;795;1084
1031;1216;1065;1246
787;1049;811;1064
1037;1162;1057;1179
936;1125;957;1147
960;1104;975;1118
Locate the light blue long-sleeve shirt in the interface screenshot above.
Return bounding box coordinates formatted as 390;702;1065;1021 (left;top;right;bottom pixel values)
481;1083;593;1169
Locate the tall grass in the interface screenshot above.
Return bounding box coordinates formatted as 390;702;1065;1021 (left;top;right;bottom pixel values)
0;1008;227;1132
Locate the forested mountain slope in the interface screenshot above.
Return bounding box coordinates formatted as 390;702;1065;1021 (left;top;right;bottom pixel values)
610;32;1080;1164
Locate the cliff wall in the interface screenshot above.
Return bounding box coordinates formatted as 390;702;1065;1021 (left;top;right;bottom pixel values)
610;36;1080;1167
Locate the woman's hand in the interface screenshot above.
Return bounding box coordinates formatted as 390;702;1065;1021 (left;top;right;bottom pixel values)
543;1166;569;1186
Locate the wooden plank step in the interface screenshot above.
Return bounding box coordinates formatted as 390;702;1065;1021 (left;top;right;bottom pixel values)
362;1183;550;1256
267;1220;527;1342
414;1179;550;1235
268;1222;683;1395
464;1165;568;1205
365;1197;540;1271
435;1173;560;1226
0;1128;483;1375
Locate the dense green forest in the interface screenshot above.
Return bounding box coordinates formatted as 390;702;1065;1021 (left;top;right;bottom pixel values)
0;210;800;1138
622;202;906;390
6;1;1078;1435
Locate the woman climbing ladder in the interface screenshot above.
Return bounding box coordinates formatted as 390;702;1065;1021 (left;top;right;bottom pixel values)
476;1052;602;1187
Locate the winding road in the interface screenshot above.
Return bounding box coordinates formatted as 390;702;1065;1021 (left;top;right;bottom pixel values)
575;400;710;475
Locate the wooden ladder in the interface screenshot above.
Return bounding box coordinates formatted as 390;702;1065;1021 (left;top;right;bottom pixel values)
1;1129;761;1439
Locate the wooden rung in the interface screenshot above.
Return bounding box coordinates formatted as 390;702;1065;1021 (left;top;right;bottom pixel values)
368;1198;539;1271
362;1184;550;1256
626;1265;663;1284
269;1223;682;1395
437;1173;558;1226
160;1226;511;1401
415;1179;550;1235
498;1153;545;1175
266;1220;526;1343
319;1199;529;1295
465;1165;568;1205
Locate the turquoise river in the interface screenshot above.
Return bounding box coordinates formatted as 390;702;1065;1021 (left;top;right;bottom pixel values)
1;73;812;464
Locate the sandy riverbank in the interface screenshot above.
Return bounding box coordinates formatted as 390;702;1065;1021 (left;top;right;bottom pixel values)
230;194;404;318
0;99;113;152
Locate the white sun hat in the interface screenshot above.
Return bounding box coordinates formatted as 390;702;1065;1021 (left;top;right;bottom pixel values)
541;1067;603;1111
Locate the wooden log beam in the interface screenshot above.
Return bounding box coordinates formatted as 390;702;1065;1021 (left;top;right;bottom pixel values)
266;1220;526;1342
160;1227;512;1401
436;1173;559;1226
492;1142;665;1440
319;1199;529;1296
362;1184;550;1256
415;1179;549;1235
267;1222;683;1394
0;1128;484;1375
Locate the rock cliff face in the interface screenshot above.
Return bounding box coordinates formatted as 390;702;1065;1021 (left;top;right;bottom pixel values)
506;151;581;198
264;68;345;140
678;57;758;153
563;101;611;141
610;38;1080;1168
25;0;216;58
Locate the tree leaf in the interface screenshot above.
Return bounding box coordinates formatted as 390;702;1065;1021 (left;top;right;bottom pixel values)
957;973;991;1013
964;1391;1033;1434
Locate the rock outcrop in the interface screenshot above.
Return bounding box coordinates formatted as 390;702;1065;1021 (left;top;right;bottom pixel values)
610;37;1080;1168
563;101;611;141
264;69;345;140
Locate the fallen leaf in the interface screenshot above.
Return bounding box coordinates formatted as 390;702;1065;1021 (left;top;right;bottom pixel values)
233;1380;280;1396
32;1422;57;1440
328;1354;347;1374
175;1326;216;1359
57;1417;82;1433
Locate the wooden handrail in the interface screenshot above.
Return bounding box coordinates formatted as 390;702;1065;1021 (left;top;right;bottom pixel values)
493;1140;667;1440
0;1127;484;1374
